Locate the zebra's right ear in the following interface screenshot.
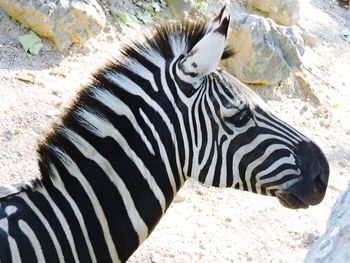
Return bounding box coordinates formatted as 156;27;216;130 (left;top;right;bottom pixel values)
177;9;230;86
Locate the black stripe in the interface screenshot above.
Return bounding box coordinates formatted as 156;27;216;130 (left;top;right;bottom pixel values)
0;228;12;263
212;135;227;187
41;169;93;263
26;190;75;262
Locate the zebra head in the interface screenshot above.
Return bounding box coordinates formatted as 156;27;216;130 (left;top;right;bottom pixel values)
174;8;329;209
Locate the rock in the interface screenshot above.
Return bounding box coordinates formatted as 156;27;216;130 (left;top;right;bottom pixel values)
0;0;106;50
338;160;347;168
304;186;350;262
301;32;317;47
166;0;196;17
301;233;319;248
173;193;186;203
247;0;300;26
222;14;304;85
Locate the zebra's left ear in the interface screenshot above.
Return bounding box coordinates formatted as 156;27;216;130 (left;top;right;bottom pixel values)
177;11;230;85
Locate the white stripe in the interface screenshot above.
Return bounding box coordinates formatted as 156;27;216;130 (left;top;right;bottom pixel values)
255;155;298;183
126;58;158;92
49;164;97;263
219;139;230;187
204;146;218;185
8;236;21;263
232;134;296;190
169;35;187;57
90;88;155;155
75;109;166;214
244;144;292;193
260;169;300;185
20;193;64;263
40;186;80;263
140;46;166;68
52;147;120;261
198;90;215;170
18;220;45;262
139;109;177;197
191;87;205;148
60;128;149;244
266;178;300;195
255;112;302;144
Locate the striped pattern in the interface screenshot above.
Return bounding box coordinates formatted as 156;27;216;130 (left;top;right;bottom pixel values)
0;12;326;263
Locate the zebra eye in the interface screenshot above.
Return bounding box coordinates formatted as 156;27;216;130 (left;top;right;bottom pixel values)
224;108;252;127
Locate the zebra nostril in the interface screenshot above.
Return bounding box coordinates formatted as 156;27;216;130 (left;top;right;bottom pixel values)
313;173;326;192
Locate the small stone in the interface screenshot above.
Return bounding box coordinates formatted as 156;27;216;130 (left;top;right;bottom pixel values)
149;253;162;263
247;255;253;261
315;107;328;118
300;103;309;114
339;160;347;168
2;131;12;141
301;32;317;47
195;189;204;195
301;233;319;248
173;193;185;203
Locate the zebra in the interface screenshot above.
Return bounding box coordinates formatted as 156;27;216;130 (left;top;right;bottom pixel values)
0;7;329;263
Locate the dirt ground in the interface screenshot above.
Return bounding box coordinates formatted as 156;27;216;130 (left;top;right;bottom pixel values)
0;0;349;262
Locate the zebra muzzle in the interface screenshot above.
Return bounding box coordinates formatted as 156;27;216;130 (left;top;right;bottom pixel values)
276;192;309;209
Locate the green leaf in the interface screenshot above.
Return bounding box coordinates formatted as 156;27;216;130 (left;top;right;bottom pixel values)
115;10;139;27
18;31;43;55
196;1;208;10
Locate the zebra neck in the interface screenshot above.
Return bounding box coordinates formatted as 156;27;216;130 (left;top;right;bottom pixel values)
17;121;185;262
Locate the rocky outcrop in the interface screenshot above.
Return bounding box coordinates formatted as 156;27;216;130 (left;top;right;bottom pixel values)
247;0;300;26
0;0;106;50
166;0;196;16
222;14;304;85
304;186;350;263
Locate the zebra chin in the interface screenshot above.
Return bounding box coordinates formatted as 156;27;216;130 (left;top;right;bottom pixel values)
275;141;330;209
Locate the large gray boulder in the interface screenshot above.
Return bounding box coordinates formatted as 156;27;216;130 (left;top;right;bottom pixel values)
247;0;300;26
305;186;350;262
222;14;304;85
0;0;106;50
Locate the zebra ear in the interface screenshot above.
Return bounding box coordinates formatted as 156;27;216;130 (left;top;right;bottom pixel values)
177;11;230;85
205;5;226;33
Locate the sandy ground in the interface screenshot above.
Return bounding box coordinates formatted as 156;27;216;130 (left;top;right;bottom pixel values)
0;0;349;262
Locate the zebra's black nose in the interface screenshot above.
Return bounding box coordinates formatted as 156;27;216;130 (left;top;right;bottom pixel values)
297;141;329;198
280;141;330;209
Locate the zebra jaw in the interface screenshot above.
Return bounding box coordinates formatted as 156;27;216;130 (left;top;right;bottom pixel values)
276;192;309;209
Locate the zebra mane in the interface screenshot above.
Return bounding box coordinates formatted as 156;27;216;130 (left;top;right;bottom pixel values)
98;18;234;78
